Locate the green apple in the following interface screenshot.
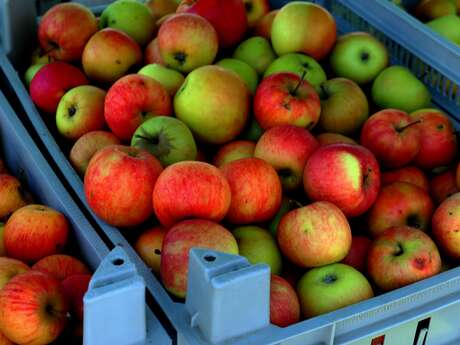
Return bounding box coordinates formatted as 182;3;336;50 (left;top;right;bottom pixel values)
329;32;389;84
131;116;197;166
216;58;258;94
24;63;46;88
233;226;282;275
372;66;432;113
241;118;264;142
427;15;460;45
263;53;326;90
138;63;185;96
99;0;156;46
268;197;302;237
233;36;276;75
297;263;374;318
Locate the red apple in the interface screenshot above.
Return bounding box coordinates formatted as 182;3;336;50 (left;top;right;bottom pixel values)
220;158;282;224
144;38;165;65
160;219;238;298
61;274;91;322
254;72;321;130
153;161;231;227
0;257;29;290
254;125;319;191
213;140;255;167
134;226;168;274
104;74;172;141
381;166;429;191
145;0;178;19
4;205;69;263
316;132;357;146
367;226;442;291
253;10;278;39
32;254;90;281
0;174;28;220
368;182;434;238
0;271;68;344
303;143;381;217
243;0;270;28
430;168;459;204
30;62;88;114
38;3;98;62
432;192;460;259
340;236;372;272
0;330;13;345
85;145;163;227
270;274;300;327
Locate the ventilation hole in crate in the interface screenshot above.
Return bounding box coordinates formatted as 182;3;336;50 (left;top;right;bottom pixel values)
204;255;216;262
112;258;125;266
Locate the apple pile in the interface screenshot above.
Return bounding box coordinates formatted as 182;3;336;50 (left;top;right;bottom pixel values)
24;0;460;329
0;162;92;343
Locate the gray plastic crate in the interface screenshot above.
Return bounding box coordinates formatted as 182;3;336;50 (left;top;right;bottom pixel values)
2;0;460;344
0;90;172;345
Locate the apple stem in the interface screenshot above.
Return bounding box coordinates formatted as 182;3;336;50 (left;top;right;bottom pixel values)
292;70;307;95
397;120;421;132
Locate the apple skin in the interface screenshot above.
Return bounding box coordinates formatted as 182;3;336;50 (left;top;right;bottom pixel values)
32;255;90;281
105;74;172;141
243;0;270;27
430;168;459;204
216;58;258;94
134;226;168;274
233;226;282;275
410;109;457;170
254;125;319;191
427;15;460;45
220;158;282;225
360;109;421;168
0;330;13;345
24;63;46;88
415;0;456;21
69;131;121;176
61;274;91;322
0;257;29;290
160;219;238;298
38;3;98;62
85;145;163;227
233;36;276;75
432;192;460;259
153;161;231;227
254;72;321;130
268;197;302;237
0;174;29;220
174;65;250;145
318;78;369;135
270;274;300;327
367;226;442;291
138;63;185;96
297;263;373;318
253;9;278;39
316;133;357;146
177;0;248;48
213;140;255;167
30;62;88;114
4;205;69;263
0;271;69;345
0;223;5;256
158;13;218;73
303;144;381;217
145;0;178;19
329;32;389;84
131;116;197;166
382;166;429;191
368;182;434;238
144;38;165;65
340;236;372;273
271;2;336;60
82;28;142;85
278;201;352;268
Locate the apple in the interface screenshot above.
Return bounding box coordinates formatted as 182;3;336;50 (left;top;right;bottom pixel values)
243;0;269;27
368;182;434;238
38;3;97;62
105;74;172;141
410;108;457;170
0;174;29;220
372;66;431;113
30;47;56;65
316;133;357;146
158;13;218;73
367;226;442;291
0;224;5;256
134;226;168;274
360;109;421;168
99;0;156;46
233;226;282;275
69;131;121;176
0;257;29;290
432;192;460;259
177;0;248;48
138;64;185;96
318;78;369;135
427;15;460;45
32;255;90;281
24;63;46;88
233;36;276;75
297;263;373;318
268;197;302;237
61;274;91;322
82;28;142;85
212;140;255;167
415;0;457;21
303;144;381;217
329;32;389;84
381;166;429;191
220;158;282;224
85;145;163;227
216;58;258;94
430;168;459;204
153;161;231;227
254;72;321;130
174;65;250;144
145;0;178;19
0;271;68;344
278;201;352;267
144;38;165;65
340;236;372;272
30;62;88;114
254;125;319;191
131;116;197;166
241;118;264;142
160;219;238;298
270;274;300;327
253;9;278;39
271;2;336;60
0;330;13;345
263;53;327;90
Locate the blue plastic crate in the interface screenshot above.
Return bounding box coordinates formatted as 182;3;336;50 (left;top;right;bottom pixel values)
2;0;460;344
